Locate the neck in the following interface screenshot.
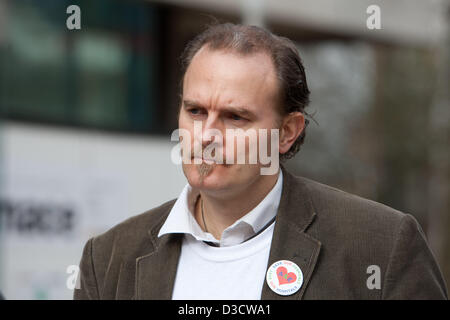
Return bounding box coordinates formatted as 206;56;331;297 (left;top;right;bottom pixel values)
194;171;279;240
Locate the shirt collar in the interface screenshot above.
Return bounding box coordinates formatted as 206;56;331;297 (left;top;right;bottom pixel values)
158;170;283;247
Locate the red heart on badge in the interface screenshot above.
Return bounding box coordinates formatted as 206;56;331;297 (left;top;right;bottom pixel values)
276;266;297;285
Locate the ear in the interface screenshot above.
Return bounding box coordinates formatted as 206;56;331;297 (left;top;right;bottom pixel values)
279;112;305;155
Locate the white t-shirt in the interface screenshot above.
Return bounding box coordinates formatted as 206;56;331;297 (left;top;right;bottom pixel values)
172;223;275;299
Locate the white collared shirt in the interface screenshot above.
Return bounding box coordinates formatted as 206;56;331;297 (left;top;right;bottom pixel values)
158;170;283;247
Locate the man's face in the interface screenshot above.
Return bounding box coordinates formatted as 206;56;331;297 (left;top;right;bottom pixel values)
178;46;282;197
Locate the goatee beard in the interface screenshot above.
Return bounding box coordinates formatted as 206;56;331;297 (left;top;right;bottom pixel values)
197;163;214;178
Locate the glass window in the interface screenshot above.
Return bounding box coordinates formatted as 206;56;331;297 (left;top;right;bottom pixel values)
0;0;163;133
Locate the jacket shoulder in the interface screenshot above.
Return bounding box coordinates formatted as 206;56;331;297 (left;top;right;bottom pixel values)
74;199;177;299
90;199;176;257
298;175;406;229
295;175;409;263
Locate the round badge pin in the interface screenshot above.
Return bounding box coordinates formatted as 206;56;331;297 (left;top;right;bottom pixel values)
266;260;303;296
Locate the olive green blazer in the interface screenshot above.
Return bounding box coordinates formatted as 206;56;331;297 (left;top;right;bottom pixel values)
74;167;448;300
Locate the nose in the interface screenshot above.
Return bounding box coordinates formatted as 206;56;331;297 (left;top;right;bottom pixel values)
201;113;222;148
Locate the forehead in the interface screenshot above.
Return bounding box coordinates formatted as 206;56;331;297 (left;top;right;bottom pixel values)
182;47;281;113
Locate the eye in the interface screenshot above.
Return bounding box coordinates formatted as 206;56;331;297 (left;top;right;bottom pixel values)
229;113;245;121
188;108;204;116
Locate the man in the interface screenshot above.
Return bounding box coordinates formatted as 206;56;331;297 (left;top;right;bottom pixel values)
74;23;447;300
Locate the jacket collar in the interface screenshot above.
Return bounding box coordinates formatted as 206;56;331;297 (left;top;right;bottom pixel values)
134;165;321;300
158;170;284;247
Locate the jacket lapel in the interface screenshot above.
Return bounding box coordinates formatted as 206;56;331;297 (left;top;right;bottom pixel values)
134;206;182;300
261;167;321;300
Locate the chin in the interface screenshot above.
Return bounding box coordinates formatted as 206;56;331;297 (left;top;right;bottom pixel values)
183;163;232;190
183;163;264;195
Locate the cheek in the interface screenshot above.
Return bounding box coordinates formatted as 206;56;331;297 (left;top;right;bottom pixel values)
178;114;196;142
221;135;257;165
178;111;190;129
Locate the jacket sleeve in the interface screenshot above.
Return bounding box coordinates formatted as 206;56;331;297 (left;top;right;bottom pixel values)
381;214;448;299
73;237;100;300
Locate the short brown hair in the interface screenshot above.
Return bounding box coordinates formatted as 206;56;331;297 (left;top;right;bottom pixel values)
180;23;311;160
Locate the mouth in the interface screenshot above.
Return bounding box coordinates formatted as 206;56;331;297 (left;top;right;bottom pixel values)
192;157;219;165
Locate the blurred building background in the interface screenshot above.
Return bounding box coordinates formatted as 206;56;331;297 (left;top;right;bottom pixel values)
0;0;448;299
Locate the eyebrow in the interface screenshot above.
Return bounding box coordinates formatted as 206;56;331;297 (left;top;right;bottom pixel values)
182;100;257;119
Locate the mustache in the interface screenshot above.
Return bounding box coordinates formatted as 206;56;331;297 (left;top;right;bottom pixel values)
185;142;224;161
